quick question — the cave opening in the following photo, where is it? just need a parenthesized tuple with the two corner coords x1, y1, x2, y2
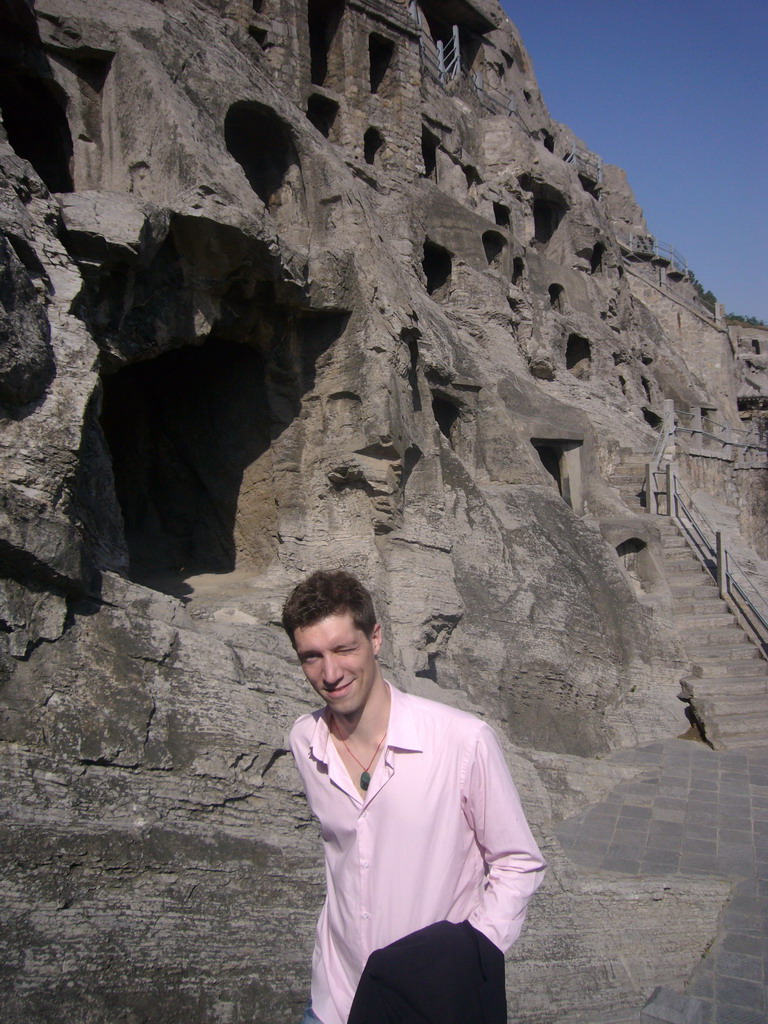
(531, 437, 583, 511)
(533, 196, 566, 244)
(422, 240, 452, 298)
(511, 257, 524, 285)
(421, 125, 438, 179)
(566, 334, 591, 377)
(482, 229, 506, 269)
(0, 72, 74, 192)
(590, 242, 605, 274)
(100, 338, 276, 582)
(548, 283, 564, 311)
(464, 165, 482, 191)
(363, 126, 383, 165)
(432, 395, 460, 447)
(493, 202, 510, 227)
(308, 0, 345, 88)
(225, 101, 300, 212)
(401, 328, 421, 412)
(643, 407, 662, 429)
(368, 33, 395, 94)
(306, 93, 338, 138)
(615, 537, 654, 595)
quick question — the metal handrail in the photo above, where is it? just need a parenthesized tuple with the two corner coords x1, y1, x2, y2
(615, 231, 688, 275)
(670, 475, 717, 564)
(564, 146, 603, 184)
(662, 404, 764, 453)
(668, 469, 768, 654)
(675, 426, 764, 452)
(649, 419, 674, 473)
(723, 550, 768, 644)
(472, 72, 517, 117)
(413, 10, 524, 124)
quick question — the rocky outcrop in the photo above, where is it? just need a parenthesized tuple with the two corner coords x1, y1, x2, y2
(0, 0, 758, 1020)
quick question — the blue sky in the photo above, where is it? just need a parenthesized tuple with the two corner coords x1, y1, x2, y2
(500, 0, 767, 321)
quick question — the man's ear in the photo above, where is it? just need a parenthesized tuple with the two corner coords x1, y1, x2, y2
(371, 622, 382, 655)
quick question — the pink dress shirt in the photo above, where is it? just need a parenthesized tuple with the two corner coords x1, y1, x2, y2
(289, 682, 546, 1024)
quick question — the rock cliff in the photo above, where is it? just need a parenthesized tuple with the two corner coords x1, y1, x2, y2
(0, 0, 760, 1020)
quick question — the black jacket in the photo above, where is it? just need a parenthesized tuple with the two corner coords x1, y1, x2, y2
(347, 920, 506, 1024)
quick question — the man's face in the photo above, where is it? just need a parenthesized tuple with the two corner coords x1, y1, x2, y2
(293, 612, 383, 719)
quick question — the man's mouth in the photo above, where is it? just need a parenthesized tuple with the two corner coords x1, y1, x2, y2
(324, 680, 353, 698)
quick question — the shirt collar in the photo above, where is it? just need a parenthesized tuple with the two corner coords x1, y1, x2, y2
(308, 680, 423, 766)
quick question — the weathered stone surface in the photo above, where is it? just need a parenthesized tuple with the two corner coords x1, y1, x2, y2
(0, 231, 55, 405)
(0, 0, 762, 1020)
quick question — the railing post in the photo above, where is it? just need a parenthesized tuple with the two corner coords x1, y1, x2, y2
(436, 39, 445, 81)
(452, 25, 461, 77)
(692, 406, 703, 452)
(724, 423, 733, 461)
(645, 463, 654, 514)
(716, 531, 727, 598)
(666, 462, 676, 518)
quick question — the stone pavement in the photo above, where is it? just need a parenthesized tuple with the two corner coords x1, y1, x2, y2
(554, 738, 768, 1024)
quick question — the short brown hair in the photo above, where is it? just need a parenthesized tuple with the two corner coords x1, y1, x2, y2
(281, 569, 377, 645)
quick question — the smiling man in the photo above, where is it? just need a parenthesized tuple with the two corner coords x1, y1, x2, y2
(283, 570, 546, 1024)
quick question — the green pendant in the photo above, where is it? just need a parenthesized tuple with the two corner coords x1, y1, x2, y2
(360, 771, 371, 791)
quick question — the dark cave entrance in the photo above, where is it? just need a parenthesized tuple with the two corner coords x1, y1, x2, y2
(308, 0, 345, 88)
(482, 229, 506, 269)
(566, 333, 591, 378)
(363, 126, 384, 165)
(0, 72, 74, 192)
(368, 33, 395, 94)
(432, 395, 461, 448)
(533, 197, 566, 245)
(422, 240, 452, 298)
(100, 338, 275, 581)
(225, 101, 300, 211)
(531, 438, 584, 511)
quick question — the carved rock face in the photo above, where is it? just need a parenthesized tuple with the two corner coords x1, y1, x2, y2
(0, 0, 751, 1020)
(0, 234, 54, 405)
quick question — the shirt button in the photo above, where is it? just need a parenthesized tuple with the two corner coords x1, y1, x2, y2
(361, 861, 369, 869)
(361, 811, 367, 819)
(362, 911, 370, 919)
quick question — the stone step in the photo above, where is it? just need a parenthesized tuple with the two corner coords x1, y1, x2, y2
(695, 693, 768, 717)
(664, 550, 705, 566)
(688, 652, 765, 676)
(671, 585, 729, 598)
(669, 581, 719, 597)
(688, 641, 762, 661)
(699, 708, 768, 744)
(685, 669, 768, 692)
(661, 534, 688, 547)
(674, 611, 737, 629)
(674, 600, 731, 617)
(683, 625, 750, 645)
(681, 676, 768, 699)
(669, 577, 712, 591)
(612, 473, 644, 485)
(685, 628, 755, 645)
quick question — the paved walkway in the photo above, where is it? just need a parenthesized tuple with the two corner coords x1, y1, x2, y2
(554, 738, 768, 1024)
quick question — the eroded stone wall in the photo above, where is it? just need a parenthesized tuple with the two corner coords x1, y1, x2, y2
(0, 0, 751, 1020)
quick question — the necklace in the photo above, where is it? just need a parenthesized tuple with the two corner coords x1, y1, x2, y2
(332, 722, 386, 791)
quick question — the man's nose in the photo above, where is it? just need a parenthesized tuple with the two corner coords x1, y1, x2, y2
(322, 654, 343, 685)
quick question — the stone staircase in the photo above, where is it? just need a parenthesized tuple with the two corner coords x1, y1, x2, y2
(610, 450, 652, 512)
(611, 450, 768, 750)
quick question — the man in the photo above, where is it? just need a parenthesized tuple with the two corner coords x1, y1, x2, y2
(283, 570, 546, 1024)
